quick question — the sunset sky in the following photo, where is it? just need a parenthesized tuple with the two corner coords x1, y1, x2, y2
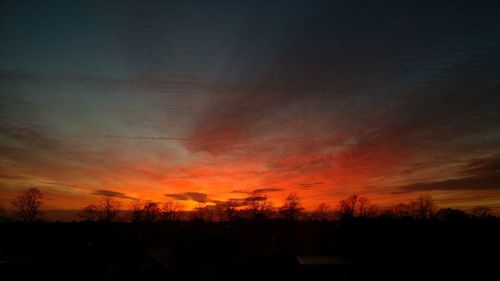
(1, 0, 500, 215)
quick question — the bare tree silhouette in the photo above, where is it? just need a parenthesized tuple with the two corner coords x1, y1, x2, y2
(11, 188, 43, 222)
(435, 207, 467, 221)
(192, 204, 214, 221)
(338, 195, 358, 219)
(390, 203, 413, 218)
(245, 190, 274, 219)
(0, 204, 7, 222)
(337, 195, 374, 219)
(410, 195, 436, 220)
(357, 196, 370, 217)
(79, 204, 100, 222)
(142, 201, 161, 222)
(312, 203, 331, 221)
(279, 193, 303, 221)
(357, 197, 379, 218)
(470, 206, 492, 219)
(161, 201, 183, 221)
(213, 203, 226, 221)
(339, 195, 357, 218)
(246, 190, 264, 217)
(129, 200, 144, 222)
(223, 199, 240, 221)
(98, 196, 121, 222)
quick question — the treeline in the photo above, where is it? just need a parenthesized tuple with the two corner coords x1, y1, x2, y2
(0, 188, 496, 223)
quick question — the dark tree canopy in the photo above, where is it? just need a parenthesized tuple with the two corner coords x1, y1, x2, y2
(11, 188, 43, 222)
(79, 204, 100, 222)
(245, 190, 273, 219)
(98, 196, 121, 222)
(279, 193, 303, 221)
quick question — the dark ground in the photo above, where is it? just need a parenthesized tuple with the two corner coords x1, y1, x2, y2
(1, 218, 499, 281)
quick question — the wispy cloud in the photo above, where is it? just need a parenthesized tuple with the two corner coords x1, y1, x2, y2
(94, 135, 188, 141)
(230, 188, 283, 194)
(93, 189, 136, 200)
(395, 154, 500, 194)
(298, 182, 323, 189)
(461, 154, 500, 175)
(165, 192, 208, 203)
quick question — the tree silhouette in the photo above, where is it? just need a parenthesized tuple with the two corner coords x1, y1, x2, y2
(222, 199, 240, 221)
(11, 188, 43, 222)
(279, 193, 303, 221)
(337, 195, 374, 219)
(338, 195, 358, 218)
(470, 206, 492, 219)
(161, 201, 183, 221)
(435, 208, 467, 221)
(390, 203, 413, 218)
(79, 204, 100, 222)
(312, 203, 331, 221)
(142, 201, 160, 222)
(0, 204, 7, 222)
(358, 197, 379, 218)
(129, 200, 144, 222)
(98, 196, 121, 222)
(357, 196, 370, 217)
(245, 190, 274, 219)
(213, 203, 225, 221)
(246, 190, 264, 217)
(410, 195, 436, 220)
(192, 204, 214, 221)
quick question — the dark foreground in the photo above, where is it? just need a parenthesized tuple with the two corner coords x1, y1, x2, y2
(1, 218, 499, 281)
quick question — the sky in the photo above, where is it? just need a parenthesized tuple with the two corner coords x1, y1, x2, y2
(1, 0, 500, 215)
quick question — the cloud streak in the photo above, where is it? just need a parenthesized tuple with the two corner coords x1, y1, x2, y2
(395, 154, 500, 194)
(395, 173, 500, 193)
(230, 188, 283, 194)
(165, 192, 208, 203)
(93, 189, 136, 200)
